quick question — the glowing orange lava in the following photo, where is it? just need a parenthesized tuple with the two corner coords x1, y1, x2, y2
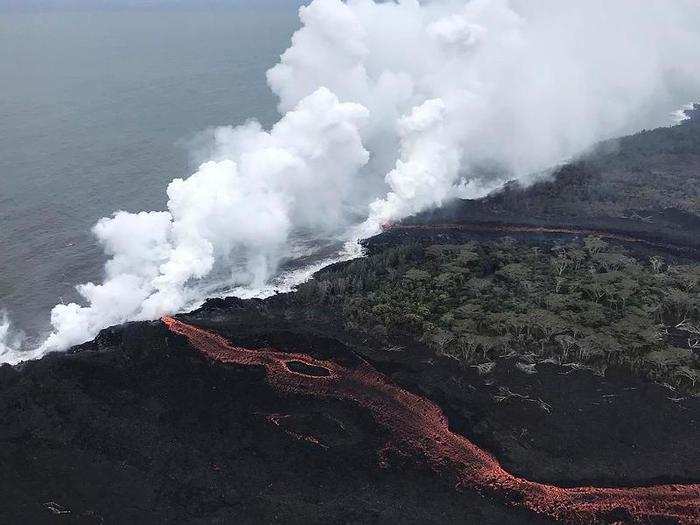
(163, 316, 700, 524)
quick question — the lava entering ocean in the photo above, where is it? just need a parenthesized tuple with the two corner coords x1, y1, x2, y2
(162, 316, 700, 524)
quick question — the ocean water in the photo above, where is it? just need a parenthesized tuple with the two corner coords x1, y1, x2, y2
(0, 8, 299, 346)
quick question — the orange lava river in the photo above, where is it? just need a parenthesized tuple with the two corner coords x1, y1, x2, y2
(163, 316, 700, 524)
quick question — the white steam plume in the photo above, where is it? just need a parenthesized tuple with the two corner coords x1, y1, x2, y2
(5, 0, 699, 363)
(40, 87, 369, 353)
(267, 0, 700, 234)
(671, 103, 696, 125)
(0, 310, 33, 366)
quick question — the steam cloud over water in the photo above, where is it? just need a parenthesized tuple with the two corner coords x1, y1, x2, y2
(2, 0, 699, 364)
(0, 311, 25, 363)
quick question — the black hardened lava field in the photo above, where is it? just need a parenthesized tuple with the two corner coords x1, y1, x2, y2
(1, 113, 699, 523)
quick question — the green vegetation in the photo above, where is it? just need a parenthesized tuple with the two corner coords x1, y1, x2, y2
(297, 237, 699, 392)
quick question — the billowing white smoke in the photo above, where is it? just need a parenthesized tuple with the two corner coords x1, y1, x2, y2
(39, 87, 369, 353)
(267, 0, 700, 234)
(5, 0, 700, 362)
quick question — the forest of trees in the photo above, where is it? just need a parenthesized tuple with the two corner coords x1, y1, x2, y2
(296, 237, 699, 392)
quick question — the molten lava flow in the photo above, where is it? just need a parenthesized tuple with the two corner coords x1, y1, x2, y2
(162, 316, 700, 524)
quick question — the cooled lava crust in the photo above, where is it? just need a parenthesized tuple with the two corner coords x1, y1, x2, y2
(163, 316, 700, 524)
(376, 223, 700, 259)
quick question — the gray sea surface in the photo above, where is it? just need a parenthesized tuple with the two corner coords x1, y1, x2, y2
(0, 8, 298, 344)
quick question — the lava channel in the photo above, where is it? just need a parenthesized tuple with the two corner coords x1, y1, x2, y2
(162, 316, 700, 524)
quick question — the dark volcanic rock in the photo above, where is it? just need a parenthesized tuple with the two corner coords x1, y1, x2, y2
(181, 298, 700, 487)
(0, 319, 547, 524)
(2, 295, 695, 523)
(2, 115, 699, 523)
(396, 113, 700, 254)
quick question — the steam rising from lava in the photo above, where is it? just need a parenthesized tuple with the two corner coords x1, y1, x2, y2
(4, 0, 699, 362)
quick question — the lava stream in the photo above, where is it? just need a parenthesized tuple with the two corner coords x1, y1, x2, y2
(162, 316, 700, 524)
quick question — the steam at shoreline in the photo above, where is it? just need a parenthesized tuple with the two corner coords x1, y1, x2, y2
(0, 310, 32, 366)
(2, 0, 699, 364)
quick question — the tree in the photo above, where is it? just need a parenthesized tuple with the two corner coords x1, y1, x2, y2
(676, 319, 700, 350)
(576, 333, 619, 362)
(328, 237, 699, 392)
(668, 265, 700, 292)
(403, 268, 431, 283)
(584, 236, 608, 255)
(649, 255, 664, 273)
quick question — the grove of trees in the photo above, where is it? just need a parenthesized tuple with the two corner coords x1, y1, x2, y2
(297, 237, 699, 392)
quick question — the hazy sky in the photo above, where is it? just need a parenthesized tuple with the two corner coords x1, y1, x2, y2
(0, 0, 308, 11)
